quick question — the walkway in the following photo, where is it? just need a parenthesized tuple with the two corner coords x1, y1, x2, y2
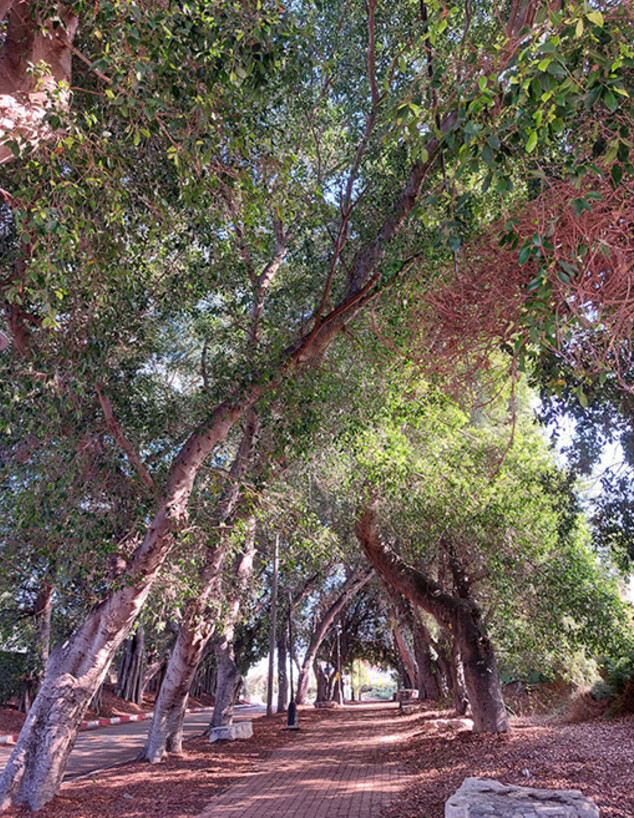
(199, 703, 409, 818)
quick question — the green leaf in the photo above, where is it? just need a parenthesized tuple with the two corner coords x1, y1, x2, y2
(586, 11, 604, 27)
(558, 260, 579, 278)
(518, 244, 532, 266)
(611, 164, 623, 186)
(572, 198, 592, 216)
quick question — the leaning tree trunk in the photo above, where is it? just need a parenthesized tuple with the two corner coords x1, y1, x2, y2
(0, 396, 245, 812)
(356, 504, 509, 733)
(295, 569, 373, 705)
(209, 538, 257, 729)
(143, 418, 258, 762)
(392, 627, 416, 690)
(141, 536, 229, 761)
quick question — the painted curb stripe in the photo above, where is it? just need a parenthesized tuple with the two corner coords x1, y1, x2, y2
(0, 706, 214, 745)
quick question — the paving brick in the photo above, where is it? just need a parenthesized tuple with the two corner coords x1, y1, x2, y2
(198, 703, 408, 818)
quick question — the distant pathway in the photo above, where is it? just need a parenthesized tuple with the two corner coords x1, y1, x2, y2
(199, 703, 409, 818)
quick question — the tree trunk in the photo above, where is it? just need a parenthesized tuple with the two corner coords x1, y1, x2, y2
(295, 568, 373, 705)
(89, 683, 103, 716)
(392, 622, 417, 691)
(33, 582, 53, 673)
(450, 638, 470, 716)
(412, 627, 440, 701)
(211, 636, 243, 728)
(141, 538, 227, 761)
(356, 504, 509, 733)
(115, 626, 145, 704)
(142, 416, 258, 762)
(276, 633, 288, 713)
(209, 538, 257, 729)
(313, 660, 328, 702)
(0, 0, 78, 163)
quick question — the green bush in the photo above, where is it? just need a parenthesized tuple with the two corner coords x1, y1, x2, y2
(0, 651, 28, 705)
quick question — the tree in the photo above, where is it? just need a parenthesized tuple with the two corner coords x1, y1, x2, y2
(2, 0, 632, 807)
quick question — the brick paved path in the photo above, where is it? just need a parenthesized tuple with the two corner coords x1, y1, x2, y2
(199, 703, 409, 818)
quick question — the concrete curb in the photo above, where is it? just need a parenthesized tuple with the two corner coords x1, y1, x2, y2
(0, 706, 213, 746)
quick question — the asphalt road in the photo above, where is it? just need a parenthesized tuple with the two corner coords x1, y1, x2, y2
(0, 704, 266, 780)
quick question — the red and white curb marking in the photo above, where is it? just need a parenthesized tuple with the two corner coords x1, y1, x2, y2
(0, 706, 213, 746)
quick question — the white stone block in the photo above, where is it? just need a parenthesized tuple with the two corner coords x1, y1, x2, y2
(445, 777, 599, 818)
(208, 721, 253, 743)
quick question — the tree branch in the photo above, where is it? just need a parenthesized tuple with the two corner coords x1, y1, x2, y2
(96, 384, 155, 493)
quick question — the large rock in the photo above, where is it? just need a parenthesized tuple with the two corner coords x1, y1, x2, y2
(445, 777, 599, 818)
(208, 721, 253, 743)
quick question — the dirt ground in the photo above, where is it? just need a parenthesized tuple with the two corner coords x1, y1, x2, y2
(2, 709, 327, 818)
(379, 708, 634, 818)
(2, 704, 633, 817)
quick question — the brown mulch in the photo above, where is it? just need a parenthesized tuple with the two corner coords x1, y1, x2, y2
(378, 708, 634, 818)
(0, 686, 215, 736)
(0, 708, 25, 736)
(4, 708, 328, 818)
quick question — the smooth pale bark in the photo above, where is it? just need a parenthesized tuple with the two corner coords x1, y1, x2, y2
(33, 582, 53, 670)
(313, 660, 329, 702)
(210, 534, 257, 728)
(18, 582, 54, 714)
(142, 417, 258, 763)
(295, 569, 373, 705)
(356, 505, 509, 733)
(141, 537, 228, 761)
(0, 396, 244, 811)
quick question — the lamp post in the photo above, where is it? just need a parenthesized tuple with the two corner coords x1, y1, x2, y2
(286, 588, 299, 728)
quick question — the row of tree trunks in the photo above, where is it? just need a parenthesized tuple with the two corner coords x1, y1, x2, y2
(114, 626, 145, 705)
(294, 569, 374, 705)
(387, 583, 443, 700)
(356, 504, 509, 733)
